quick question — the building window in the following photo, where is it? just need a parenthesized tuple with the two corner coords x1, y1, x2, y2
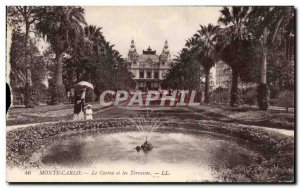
(133, 61, 137, 64)
(154, 72, 159, 79)
(140, 71, 144, 78)
(147, 71, 151, 78)
(162, 61, 165, 65)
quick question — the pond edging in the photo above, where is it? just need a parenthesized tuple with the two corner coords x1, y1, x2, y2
(6, 118, 294, 182)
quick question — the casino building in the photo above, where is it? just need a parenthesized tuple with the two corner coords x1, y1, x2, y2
(125, 40, 173, 90)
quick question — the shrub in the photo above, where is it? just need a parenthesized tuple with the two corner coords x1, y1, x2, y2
(276, 90, 294, 112)
(48, 85, 66, 105)
(212, 88, 230, 104)
(242, 88, 257, 107)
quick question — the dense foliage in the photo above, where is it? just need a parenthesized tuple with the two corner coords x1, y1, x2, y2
(164, 6, 294, 110)
(8, 30, 48, 107)
(7, 6, 134, 106)
(162, 48, 203, 90)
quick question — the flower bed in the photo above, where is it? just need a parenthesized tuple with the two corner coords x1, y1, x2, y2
(6, 118, 294, 182)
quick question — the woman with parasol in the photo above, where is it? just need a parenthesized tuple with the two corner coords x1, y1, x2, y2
(73, 81, 94, 121)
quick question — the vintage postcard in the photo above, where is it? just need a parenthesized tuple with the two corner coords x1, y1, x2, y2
(6, 6, 295, 183)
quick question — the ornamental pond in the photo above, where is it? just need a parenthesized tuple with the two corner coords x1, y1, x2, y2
(29, 127, 261, 181)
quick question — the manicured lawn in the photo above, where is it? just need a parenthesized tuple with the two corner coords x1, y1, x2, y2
(189, 104, 294, 130)
(6, 102, 104, 126)
(6, 103, 294, 131)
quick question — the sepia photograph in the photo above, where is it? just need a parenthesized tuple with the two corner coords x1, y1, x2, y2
(5, 5, 295, 183)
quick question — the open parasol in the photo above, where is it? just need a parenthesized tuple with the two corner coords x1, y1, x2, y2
(76, 81, 94, 90)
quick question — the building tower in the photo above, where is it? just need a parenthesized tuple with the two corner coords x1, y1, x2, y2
(128, 39, 138, 60)
(159, 40, 171, 63)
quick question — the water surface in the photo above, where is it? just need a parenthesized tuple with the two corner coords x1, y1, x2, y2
(32, 128, 260, 181)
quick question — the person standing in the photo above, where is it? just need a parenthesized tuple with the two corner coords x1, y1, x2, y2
(73, 88, 86, 121)
(84, 104, 93, 120)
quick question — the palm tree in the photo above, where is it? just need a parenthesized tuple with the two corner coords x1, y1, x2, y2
(193, 24, 220, 103)
(82, 25, 105, 82)
(217, 6, 253, 107)
(248, 7, 295, 110)
(84, 25, 105, 56)
(36, 6, 87, 104)
(84, 31, 132, 92)
(163, 48, 202, 90)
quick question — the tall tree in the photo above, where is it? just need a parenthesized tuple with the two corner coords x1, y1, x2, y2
(64, 25, 104, 85)
(217, 6, 254, 107)
(9, 30, 48, 106)
(7, 6, 39, 107)
(249, 7, 295, 110)
(35, 6, 87, 104)
(163, 48, 203, 90)
(193, 24, 220, 102)
(63, 24, 134, 100)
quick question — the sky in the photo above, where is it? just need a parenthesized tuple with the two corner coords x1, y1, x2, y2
(83, 6, 222, 59)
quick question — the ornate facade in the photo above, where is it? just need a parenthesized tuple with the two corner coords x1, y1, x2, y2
(125, 40, 173, 90)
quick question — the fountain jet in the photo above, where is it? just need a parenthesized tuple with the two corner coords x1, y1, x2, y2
(131, 111, 161, 152)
